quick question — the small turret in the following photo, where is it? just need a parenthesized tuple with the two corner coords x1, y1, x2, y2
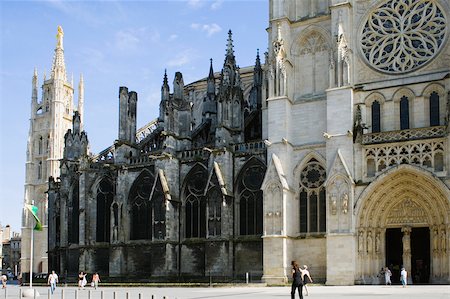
(207, 59, 216, 96)
(253, 49, 263, 87)
(161, 69, 170, 102)
(73, 111, 81, 134)
(173, 72, 184, 101)
(118, 86, 138, 144)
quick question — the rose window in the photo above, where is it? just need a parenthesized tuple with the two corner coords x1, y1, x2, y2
(300, 161, 326, 189)
(360, 0, 447, 74)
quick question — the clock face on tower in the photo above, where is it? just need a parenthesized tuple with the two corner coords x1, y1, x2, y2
(360, 0, 448, 74)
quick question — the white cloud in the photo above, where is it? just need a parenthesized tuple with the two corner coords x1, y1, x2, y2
(211, 0, 223, 10)
(190, 23, 222, 37)
(167, 49, 196, 67)
(168, 34, 178, 42)
(114, 27, 151, 51)
(187, 0, 204, 8)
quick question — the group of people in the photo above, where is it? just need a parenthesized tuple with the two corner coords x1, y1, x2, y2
(290, 261, 313, 299)
(45, 270, 101, 294)
(378, 266, 408, 287)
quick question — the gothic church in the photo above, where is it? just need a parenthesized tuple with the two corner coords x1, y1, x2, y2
(40, 0, 450, 284)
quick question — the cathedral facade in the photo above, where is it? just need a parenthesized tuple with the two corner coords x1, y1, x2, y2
(47, 0, 450, 285)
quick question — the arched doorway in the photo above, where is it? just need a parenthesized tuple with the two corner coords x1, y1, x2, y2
(355, 165, 450, 284)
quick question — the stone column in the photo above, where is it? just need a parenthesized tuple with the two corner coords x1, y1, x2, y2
(401, 226, 412, 284)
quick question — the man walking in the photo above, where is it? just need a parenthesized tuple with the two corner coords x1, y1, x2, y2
(48, 270, 59, 294)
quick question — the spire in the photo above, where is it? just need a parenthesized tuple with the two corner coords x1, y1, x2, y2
(32, 68, 38, 102)
(207, 59, 215, 95)
(51, 25, 67, 81)
(78, 74, 84, 131)
(224, 30, 236, 67)
(161, 69, 170, 101)
(253, 49, 263, 87)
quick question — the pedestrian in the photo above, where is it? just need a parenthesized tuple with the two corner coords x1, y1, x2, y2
(301, 265, 313, 296)
(91, 272, 100, 289)
(78, 271, 87, 289)
(400, 267, 407, 287)
(47, 270, 59, 294)
(1, 274, 7, 288)
(290, 261, 303, 299)
(384, 267, 392, 285)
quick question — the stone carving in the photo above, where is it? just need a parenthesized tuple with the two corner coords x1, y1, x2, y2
(367, 230, 373, 254)
(440, 227, 447, 253)
(360, 0, 447, 74)
(331, 195, 337, 215)
(375, 231, 380, 253)
(433, 226, 439, 253)
(341, 193, 348, 214)
(358, 229, 364, 253)
(402, 226, 411, 254)
(386, 199, 428, 225)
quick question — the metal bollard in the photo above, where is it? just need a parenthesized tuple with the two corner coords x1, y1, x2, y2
(101, 291, 104, 299)
(246, 272, 249, 284)
(34, 289, 37, 299)
(61, 288, 64, 299)
(88, 290, 91, 299)
(48, 289, 51, 299)
(126, 292, 129, 299)
(3, 287, 6, 299)
(75, 289, 78, 299)
(19, 288, 22, 298)
(113, 291, 116, 299)
(139, 294, 142, 299)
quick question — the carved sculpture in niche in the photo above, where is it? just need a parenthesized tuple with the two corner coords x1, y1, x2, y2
(331, 195, 337, 215)
(433, 226, 439, 253)
(402, 226, 411, 254)
(328, 49, 335, 88)
(273, 23, 287, 97)
(375, 231, 380, 253)
(367, 230, 373, 254)
(358, 229, 364, 253)
(341, 193, 348, 214)
(440, 226, 447, 253)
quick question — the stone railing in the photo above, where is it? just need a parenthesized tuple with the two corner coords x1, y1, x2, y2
(136, 119, 159, 143)
(180, 148, 210, 161)
(362, 126, 446, 145)
(233, 141, 266, 154)
(92, 145, 115, 163)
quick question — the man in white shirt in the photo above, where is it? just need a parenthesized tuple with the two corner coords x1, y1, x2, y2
(47, 270, 59, 294)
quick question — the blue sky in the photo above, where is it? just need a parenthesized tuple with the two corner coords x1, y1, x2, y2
(0, 0, 268, 234)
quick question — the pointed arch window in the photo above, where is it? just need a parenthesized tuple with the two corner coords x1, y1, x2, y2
(400, 96, 409, 130)
(237, 160, 266, 236)
(207, 186, 222, 237)
(430, 91, 440, 126)
(371, 100, 381, 133)
(151, 181, 166, 240)
(299, 158, 326, 233)
(184, 166, 207, 238)
(37, 161, 42, 180)
(68, 182, 79, 244)
(129, 170, 154, 240)
(96, 179, 114, 242)
(38, 136, 43, 155)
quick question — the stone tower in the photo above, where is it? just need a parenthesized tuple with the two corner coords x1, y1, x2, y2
(21, 26, 83, 274)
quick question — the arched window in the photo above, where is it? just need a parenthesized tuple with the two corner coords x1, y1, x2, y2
(37, 161, 42, 180)
(237, 160, 266, 236)
(400, 96, 409, 130)
(372, 100, 381, 133)
(38, 136, 43, 155)
(68, 182, 79, 244)
(429, 91, 440, 126)
(129, 170, 154, 240)
(207, 186, 222, 237)
(184, 166, 207, 238)
(96, 179, 114, 242)
(299, 158, 326, 233)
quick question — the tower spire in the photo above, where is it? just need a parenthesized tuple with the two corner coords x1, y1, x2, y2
(253, 49, 263, 87)
(161, 69, 170, 101)
(32, 68, 38, 102)
(51, 25, 67, 81)
(78, 74, 84, 130)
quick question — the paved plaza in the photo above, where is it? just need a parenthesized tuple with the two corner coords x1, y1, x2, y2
(1, 285, 449, 299)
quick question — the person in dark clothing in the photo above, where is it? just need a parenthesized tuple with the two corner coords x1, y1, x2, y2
(291, 260, 303, 299)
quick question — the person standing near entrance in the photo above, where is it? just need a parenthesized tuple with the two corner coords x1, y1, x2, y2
(47, 270, 59, 294)
(400, 267, 407, 287)
(91, 272, 100, 289)
(1, 274, 7, 288)
(384, 267, 392, 285)
(290, 261, 304, 299)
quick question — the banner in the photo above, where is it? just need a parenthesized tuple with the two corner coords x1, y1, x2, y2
(25, 204, 42, 231)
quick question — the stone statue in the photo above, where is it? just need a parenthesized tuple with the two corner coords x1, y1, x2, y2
(441, 229, 447, 253)
(358, 230, 364, 253)
(402, 228, 411, 254)
(342, 193, 349, 214)
(367, 231, 373, 254)
(331, 195, 337, 215)
(56, 25, 64, 49)
(375, 232, 380, 253)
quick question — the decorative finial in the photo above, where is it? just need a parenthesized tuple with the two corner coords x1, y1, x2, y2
(56, 25, 64, 49)
(226, 29, 234, 56)
(33, 67, 38, 78)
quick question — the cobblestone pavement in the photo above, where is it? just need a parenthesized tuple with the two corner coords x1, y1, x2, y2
(1, 285, 449, 299)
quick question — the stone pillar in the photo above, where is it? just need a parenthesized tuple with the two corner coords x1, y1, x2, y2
(401, 226, 412, 284)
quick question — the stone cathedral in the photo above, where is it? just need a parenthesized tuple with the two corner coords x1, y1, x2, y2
(46, 0, 449, 285)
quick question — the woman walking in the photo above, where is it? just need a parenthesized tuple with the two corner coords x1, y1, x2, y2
(301, 265, 313, 296)
(291, 261, 304, 299)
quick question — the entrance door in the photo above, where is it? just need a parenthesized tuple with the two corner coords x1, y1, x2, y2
(385, 228, 402, 283)
(411, 227, 430, 284)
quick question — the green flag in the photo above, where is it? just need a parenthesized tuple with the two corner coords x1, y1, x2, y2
(25, 204, 43, 231)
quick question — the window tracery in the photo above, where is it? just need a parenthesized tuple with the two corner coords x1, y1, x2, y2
(360, 0, 447, 74)
(184, 166, 207, 238)
(129, 170, 154, 240)
(96, 179, 113, 242)
(299, 158, 326, 233)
